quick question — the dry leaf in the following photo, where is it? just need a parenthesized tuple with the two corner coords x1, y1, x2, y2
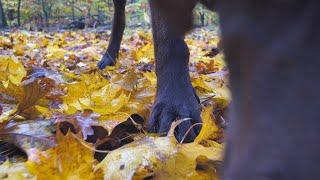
(96, 135, 222, 180)
(25, 132, 103, 180)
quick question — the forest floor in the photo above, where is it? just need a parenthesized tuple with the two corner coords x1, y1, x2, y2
(0, 28, 229, 179)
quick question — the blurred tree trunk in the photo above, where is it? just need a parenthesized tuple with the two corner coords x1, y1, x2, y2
(199, 6, 205, 26)
(17, 0, 21, 26)
(71, 0, 75, 21)
(41, 0, 49, 27)
(0, 0, 7, 28)
(84, 2, 93, 28)
(200, 12, 205, 26)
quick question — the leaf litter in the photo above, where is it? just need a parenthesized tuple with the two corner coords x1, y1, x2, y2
(0, 29, 229, 179)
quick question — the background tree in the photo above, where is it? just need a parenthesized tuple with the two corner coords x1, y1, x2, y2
(70, 0, 76, 21)
(0, 0, 217, 30)
(199, 6, 205, 26)
(17, 0, 21, 26)
(0, 0, 7, 28)
(40, 0, 49, 27)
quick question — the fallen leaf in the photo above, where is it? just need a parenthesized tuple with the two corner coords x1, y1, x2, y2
(195, 106, 221, 142)
(25, 132, 103, 180)
(96, 135, 222, 179)
(0, 161, 32, 179)
(0, 120, 56, 154)
(0, 56, 26, 87)
(13, 45, 25, 56)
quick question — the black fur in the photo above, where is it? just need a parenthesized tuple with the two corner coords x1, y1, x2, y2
(99, 1, 320, 178)
(218, 1, 320, 179)
(98, 0, 202, 142)
(98, 0, 126, 69)
(146, 0, 201, 142)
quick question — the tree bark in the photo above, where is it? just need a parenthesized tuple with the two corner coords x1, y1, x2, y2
(17, 0, 21, 26)
(71, 0, 75, 21)
(200, 12, 205, 26)
(41, 0, 49, 27)
(0, 0, 7, 28)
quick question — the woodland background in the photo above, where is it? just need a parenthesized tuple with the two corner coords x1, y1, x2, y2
(0, 0, 218, 30)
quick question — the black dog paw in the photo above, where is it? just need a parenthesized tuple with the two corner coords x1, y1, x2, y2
(97, 55, 116, 69)
(147, 96, 202, 143)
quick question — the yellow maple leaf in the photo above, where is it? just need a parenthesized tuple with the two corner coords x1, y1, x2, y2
(0, 104, 17, 123)
(25, 132, 103, 180)
(89, 91, 130, 115)
(143, 72, 157, 85)
(174, 141, 223, 180)
(112, 69, 138, 91)
(0, 161, 32, 180)
(131, 42, 154, 62)
(80, 47, 102, 61)
(37, 36, 49, 48)
(0, 56, 26, 87)
(0, 36, 12, 48)
(13, 44, 25, 56)
(63, 73, 130, 117)
(98, 118, 223, 179)
(46, 47, 69, 60)
(213, 87, 231, 108)
(192, 75, 215, 93)
(96, 135, 223, 180)
(195, 106, 220, 142)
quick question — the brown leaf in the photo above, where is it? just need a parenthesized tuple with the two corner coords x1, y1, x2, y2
(55, 111, 101, 141)
(17, 68, 59, 118)
(94, 114, 145, 161)
(0, 120, 56, 154)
